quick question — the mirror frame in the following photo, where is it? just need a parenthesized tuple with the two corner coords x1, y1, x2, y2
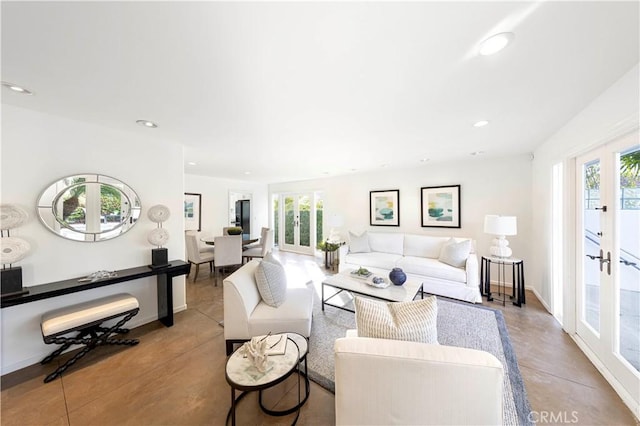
(37, 174, 142, 242)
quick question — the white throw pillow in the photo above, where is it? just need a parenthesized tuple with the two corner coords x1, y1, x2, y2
(254, 254, 287, 307)
(349, 231, 371, 253)
(354, 296, 438, 344)
(438, 238, 471, 268)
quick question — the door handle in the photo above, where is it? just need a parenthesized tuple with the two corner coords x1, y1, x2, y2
(586, 250, 611, 275)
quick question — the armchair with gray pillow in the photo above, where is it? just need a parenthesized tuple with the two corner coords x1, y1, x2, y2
(223, 254, 313, 355)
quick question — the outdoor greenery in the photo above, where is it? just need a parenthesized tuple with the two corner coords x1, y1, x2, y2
(272, 196, 324, 247)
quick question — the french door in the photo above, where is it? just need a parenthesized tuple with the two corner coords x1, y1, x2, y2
(576, 131, 639, 409)
(279, 193, 314, 255)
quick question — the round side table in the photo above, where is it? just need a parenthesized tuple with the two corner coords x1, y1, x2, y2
(225, 333, 309, 425)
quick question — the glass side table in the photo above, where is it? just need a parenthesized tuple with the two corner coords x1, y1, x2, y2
(225, 333, 309, 425)
(480, 256, 526, 307)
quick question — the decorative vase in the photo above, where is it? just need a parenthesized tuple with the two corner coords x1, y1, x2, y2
(389, 267, 406, 285)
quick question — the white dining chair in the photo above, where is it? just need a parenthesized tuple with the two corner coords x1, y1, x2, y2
(185, 231, 215, 281)
(213, 235, 243, 278)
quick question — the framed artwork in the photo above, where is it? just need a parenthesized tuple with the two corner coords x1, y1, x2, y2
(421, 185, 461, 228)
(370, 190, 400, 226)
(184, 193, 202, 231)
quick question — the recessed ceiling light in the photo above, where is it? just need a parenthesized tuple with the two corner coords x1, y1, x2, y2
(187, 162, 196, 166)
(136, 119, 158, 128)
(420, 158, 430, 163)
(244, 171, 251, 175)
(479, 32, 514, 56)
(473, 120, 489, 127)
(1, 81, 33, 95)
(471, 151, 485, 156)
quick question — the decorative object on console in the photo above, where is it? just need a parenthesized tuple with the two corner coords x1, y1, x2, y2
(389, 267, 407, 285)
(1, 204, 31, 297)
(370, 190, 400, 226)
(421, 185, 461, 228)
(484, 215, 517, 258)
(77, 270, 118, 283)
(147, 204, 171, 268)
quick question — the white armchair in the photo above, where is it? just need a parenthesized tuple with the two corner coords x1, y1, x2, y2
(223, 260, 313, 355)
(334, 336, 504, 425)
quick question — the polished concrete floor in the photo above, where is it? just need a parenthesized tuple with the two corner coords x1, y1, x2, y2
(1, 251, 637, 425)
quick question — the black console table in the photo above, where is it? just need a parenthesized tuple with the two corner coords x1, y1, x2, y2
(1, 260, 191, 327)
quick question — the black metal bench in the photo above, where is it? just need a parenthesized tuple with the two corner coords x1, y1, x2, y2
(40, 293, 140, 383)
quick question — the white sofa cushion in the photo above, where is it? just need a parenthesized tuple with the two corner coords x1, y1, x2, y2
(403, 234, 448, 258)
(344, 252, 402, 271)
(249, 288, 314, 337)
(439, 237, 472, 268)
(367, 232, 404, 255)
(354, 296, 438, 344)
(254, 253, 287, 307)
(397, 256, 467, 283)
(348, 231, 371, 253)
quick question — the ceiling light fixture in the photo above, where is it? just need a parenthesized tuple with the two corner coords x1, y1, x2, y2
(1, 81, 33, 95)
(471, 151, 485, 156)
(244, 171, 251, 175)
(479, 32, 514, 56)
(136, 120, 158, 128)
(420, 158, 430, 163)
(473, 120, 489, 127)
(187, 162, 196, 166)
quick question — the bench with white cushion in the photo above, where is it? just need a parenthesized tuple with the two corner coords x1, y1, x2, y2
(40, 293, 140, 383)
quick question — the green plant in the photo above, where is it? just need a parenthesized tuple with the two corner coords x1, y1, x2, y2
(317, 240, 341, 252)
(227, 226, 243, 235)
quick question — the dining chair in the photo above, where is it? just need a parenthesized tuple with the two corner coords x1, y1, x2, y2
(242, 228, 274, 263)
(213, 235, 243, 278)
(185, 231, 214, 281)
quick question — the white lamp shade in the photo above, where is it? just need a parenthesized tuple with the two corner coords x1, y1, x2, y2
(484, 215, 517, 236)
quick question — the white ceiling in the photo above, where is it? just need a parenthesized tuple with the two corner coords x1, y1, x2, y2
(2, 1, 638, 184)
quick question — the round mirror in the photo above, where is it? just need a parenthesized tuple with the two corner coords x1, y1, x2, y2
(37, 174, 142, 242)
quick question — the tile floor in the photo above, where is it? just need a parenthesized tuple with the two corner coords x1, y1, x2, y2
(1, 250, 637, 425)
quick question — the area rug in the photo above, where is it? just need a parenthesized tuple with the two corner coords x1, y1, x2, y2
(306, 290, 533, 426)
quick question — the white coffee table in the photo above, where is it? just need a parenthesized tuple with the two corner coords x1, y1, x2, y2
(322, 268, 424, 313)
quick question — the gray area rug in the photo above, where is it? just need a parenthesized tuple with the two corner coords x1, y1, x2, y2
(307, 290, 533, 426)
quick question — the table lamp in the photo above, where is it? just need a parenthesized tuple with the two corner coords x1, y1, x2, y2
(484, 215, 517, 258)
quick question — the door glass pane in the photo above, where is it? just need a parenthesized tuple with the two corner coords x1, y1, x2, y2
(583, 159, 601, 332)
(298, 195, 311, 248)
(618, 146, 640, 372)
(284, 196, 294, 245)
(273, 195, 279, 246)
(316, 197, 324, 245)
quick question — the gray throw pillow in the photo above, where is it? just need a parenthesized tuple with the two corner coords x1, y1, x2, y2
(254, 255, 287, 307)
(354, 296, 438, 344)
(438, 238, 471, 268)
(349, 231, 371, 253)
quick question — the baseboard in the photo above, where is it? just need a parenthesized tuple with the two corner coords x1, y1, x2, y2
(570, 334, 640, 421)
(529, 286, 552, 313)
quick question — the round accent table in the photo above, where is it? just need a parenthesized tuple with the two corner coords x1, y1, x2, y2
(225, 333, 310, 425)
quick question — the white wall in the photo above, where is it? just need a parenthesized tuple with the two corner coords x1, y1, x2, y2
(270, 154, 533, 265)
(184, 174, 269, 240)
(531, 63, 639, 312)
(0, 105, 187, 374)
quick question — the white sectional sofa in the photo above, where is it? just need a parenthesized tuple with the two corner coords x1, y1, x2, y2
(339, 231, 482, 303)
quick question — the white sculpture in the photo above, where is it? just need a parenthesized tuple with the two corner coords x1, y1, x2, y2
(241, 336, 269, 372)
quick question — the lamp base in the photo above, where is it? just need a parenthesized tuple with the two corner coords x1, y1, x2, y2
(150, 248, 170, 269)
(490, 236, 512, 258)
